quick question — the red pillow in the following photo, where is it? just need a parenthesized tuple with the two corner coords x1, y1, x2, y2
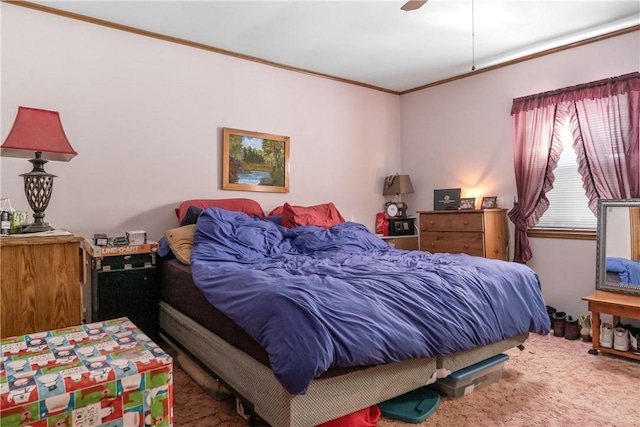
(268, 205, 284, 216)
(176, 198, 265, 224)
(281, 202, 345, 228)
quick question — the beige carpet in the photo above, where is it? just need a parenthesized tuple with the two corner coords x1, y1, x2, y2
(172, 333, 640, 426)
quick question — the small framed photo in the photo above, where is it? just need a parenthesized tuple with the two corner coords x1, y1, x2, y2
(459, 197, 476, 210)
(481, 196, 498, 209)
(434, 188, 461, 210)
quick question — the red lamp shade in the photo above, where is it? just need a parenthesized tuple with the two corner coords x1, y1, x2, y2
(1, 107, 77, 161)
(1, 106, 77, 233)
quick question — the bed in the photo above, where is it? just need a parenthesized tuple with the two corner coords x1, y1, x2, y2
(605, 257, 640, 286)
(158, 199, 550, 426)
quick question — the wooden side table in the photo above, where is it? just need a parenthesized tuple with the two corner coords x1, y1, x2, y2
(0, 234, 84, 338)
(582, 291, 640, 361)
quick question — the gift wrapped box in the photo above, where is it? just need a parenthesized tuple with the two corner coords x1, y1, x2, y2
(0, 317, 173, 426)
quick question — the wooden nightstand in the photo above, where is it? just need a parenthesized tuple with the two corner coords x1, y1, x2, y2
(0, 233, 84, 338)
(417, 209, 509, 260)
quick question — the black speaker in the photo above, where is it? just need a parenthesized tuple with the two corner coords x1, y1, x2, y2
(91, 253, 159, 340)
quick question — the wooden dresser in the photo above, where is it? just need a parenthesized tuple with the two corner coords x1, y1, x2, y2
(0, 234, 84, 338)
(417, 209, 509, 260)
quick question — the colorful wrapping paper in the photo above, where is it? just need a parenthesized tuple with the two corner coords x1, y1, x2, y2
(0, 318, 173, 426)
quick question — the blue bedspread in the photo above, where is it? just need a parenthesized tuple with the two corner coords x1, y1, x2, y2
(606, 257, 640, 286)
(191, 208, 550, 395)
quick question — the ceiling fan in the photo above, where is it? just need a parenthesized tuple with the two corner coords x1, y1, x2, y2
(401, 0, 428, 11)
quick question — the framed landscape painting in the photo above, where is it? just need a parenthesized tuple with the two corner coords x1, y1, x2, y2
(222, 128, 290, 193)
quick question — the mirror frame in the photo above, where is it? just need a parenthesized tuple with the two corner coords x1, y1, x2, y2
(596, 198, 640, 295)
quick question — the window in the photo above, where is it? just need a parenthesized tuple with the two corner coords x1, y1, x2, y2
(510, 73, 639, 262)
(535, 118, 597, 230)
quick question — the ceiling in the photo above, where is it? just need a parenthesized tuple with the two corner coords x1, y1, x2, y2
(24, 0, 640, 93)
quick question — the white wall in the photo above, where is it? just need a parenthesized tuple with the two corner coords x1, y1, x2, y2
(400, 31, 640, 317)
(0, 4, 401, 240)
(605, 207, 631, 258)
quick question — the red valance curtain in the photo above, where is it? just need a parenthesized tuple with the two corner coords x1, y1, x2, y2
(511, 72, 640, 114)
(509, 72, 640, 264)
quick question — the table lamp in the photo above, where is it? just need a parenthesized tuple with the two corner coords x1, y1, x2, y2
(1, 107, 77, 233)
(383, 174, 414, 217)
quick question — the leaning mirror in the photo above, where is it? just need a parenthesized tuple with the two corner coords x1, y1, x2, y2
(596, 199, 640, 295)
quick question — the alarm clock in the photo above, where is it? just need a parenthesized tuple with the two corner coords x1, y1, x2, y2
(385, 201, 409, 218)
(385, 202, 399, 217)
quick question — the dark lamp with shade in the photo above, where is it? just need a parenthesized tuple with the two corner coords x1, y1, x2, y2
(383, 174, 414, 217)
(1, 107, 77, 233)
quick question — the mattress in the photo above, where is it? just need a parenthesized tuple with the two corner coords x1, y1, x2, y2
(159, 257, 269, 365)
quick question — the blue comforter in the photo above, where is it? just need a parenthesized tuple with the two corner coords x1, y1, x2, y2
(606, 257, 640, 286)
(191, 208, 550, 395)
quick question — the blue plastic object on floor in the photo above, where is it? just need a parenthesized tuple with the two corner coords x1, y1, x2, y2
(445, 353, 509, 382)
(378, 386, 440, 423)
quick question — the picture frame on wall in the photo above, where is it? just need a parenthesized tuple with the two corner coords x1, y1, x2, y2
(459, 197, 476, 210)
(222, 128, 290, 193)
(481, 196, 498, 209)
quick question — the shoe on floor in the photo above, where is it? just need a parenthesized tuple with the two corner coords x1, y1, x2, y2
(630, 328, 639, 352)
(578, 315, 591, 342)
(623, 325, 639, 352)
(546, 306, 557, 329)
(564, 316, 581, 340)
(614, 327, 630, 351)
(600, 323, 614, 348)
(552, 311, 567, 337)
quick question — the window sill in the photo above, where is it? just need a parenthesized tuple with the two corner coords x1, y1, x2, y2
(527, 228, 596, 241)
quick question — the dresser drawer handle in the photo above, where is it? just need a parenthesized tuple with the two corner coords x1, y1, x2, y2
(464, 245, 469, 249)
(463, 221, 468, 225)
(429, 221, 434, 225)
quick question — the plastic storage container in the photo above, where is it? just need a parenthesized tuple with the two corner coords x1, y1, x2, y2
(433, 353, 509, 398)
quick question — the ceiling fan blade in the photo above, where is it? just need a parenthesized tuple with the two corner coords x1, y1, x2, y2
(401, 0, 428, 11)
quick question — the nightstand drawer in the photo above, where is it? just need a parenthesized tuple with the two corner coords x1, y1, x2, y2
(420, 231, 485, 256)
(420, 212, 483, 232)
(380, 235, 419, 250)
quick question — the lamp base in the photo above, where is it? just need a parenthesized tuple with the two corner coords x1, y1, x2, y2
(22, 222, 54, 233)
(19, 152, 56, 234)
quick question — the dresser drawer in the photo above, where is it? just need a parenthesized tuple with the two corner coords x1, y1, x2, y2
(420, 231, 485, 256)
(420, 212, 484, 232)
